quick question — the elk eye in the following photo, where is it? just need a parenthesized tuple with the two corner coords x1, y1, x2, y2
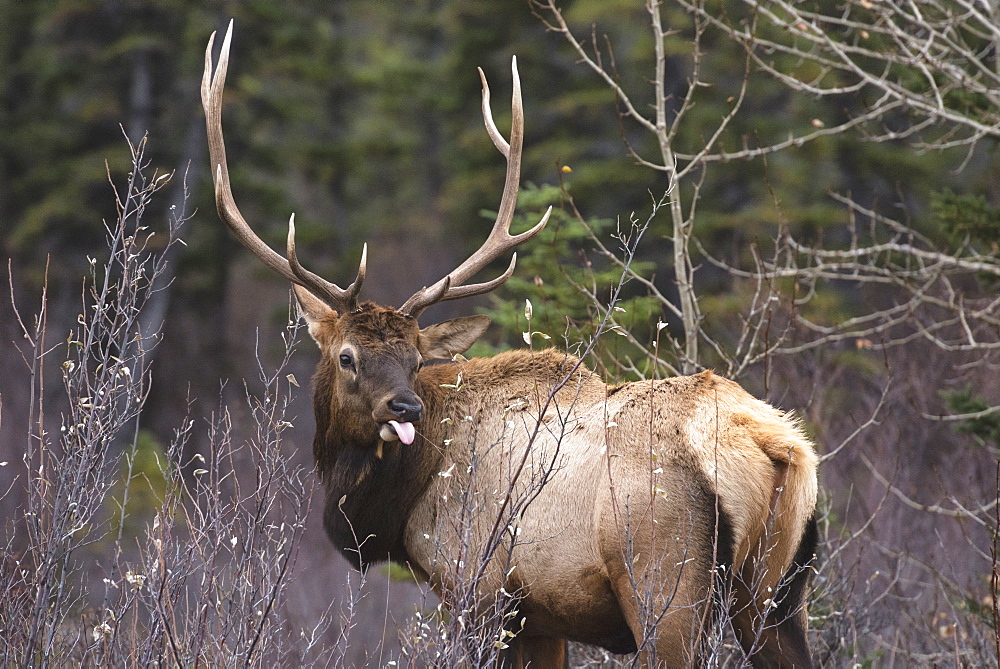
(339, 353, 354, 369)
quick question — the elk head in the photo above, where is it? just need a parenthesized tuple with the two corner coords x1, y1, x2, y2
(201, 21, 550, 453)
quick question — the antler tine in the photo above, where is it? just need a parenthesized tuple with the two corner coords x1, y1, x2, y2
(479, 65, 509, 158)
(399, 57, 551, 318)
(203, 21, 364, 313)
(287, 215, 366, 311)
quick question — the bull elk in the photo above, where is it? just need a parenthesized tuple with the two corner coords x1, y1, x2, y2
(202, 22, 819, 668)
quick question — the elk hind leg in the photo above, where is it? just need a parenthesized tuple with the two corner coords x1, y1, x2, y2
(609, 566, 713, 668)
(607, 482, 733, 665)
(731, 517, 817, 669)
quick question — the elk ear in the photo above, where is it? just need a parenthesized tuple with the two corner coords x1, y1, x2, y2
(293, 284, 336, 343)
(418, 314, 490, 360)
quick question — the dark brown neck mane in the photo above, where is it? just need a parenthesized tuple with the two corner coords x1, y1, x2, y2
(312, 350, 585, 568)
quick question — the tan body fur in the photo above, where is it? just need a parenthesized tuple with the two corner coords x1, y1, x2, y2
(315, 334, 818, 667)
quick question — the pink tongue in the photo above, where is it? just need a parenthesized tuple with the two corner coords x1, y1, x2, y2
(388, 420, 415, 445)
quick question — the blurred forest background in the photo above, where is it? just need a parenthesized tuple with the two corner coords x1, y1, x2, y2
(2, 0, 1000, 666)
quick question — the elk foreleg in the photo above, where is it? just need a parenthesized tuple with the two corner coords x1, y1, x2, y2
(504, 635, 567, 668)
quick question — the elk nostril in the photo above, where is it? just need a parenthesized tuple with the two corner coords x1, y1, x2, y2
(388, 398, 423, 423)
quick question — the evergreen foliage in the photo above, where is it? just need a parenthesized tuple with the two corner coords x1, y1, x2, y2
(484, 182, 660, 379)
(934, 189, 1000, 247)
(942, 386, 1000, 448)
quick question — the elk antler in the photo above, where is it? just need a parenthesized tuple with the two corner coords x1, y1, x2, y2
(202, 21, 365, 314)
(398, 58, 551, 318)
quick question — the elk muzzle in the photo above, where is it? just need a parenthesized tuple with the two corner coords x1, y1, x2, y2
(388, 398, 423, 423)
(376, 393, 423, 445)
